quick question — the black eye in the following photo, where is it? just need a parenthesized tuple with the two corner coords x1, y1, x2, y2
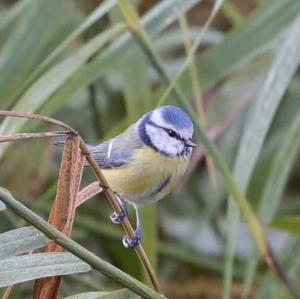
(167, 129, 177, 138)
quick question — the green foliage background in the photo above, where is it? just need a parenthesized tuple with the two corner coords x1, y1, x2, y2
(0, 0, 300, 298)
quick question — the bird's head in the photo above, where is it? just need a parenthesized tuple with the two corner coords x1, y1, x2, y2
(139, 105, 195, 158)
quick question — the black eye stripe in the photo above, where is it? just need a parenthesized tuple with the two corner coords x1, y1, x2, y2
(147, 120, 184, 142)
(166, 128, 181, 140)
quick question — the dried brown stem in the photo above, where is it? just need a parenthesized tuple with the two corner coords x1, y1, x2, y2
(33, 136, 85, 299)
(76, 181, 103, 208)
(80, 140, 162, 292)
(0, 131, 72, 143)
(0, 111, 76, 133)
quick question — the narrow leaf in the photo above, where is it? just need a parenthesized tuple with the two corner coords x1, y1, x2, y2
(242, 107, 300, 298)
(258, 110, 300, 222)
(38, 0, 200, 115)
(64, 289, 138, 299)
(0, 24, 124, 158)
(158, 0, 223, 105)
(196, 0, 300, 88)
(0, 189, 165, 299)
(0, 226, 47, 260)
(0, 200, 6, 211)
(0, 0, 81, 106)
(0, 0, 34, 31)
(27, 0, 117, 83)
(33, 136, 85, 299)
(225, 8, 300, 299)
(0, 188, 13, 211)
(272, 217, 300, 235)
(76, 181, 103, 208)
(0, 252, 91, 287)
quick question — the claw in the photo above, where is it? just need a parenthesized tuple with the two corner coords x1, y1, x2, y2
(110, 209, 127, 223)
(110, 194, 128, 224)
(122, 225, 142, 248)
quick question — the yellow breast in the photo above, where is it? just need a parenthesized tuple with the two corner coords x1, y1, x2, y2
(101, 146, 189, 204)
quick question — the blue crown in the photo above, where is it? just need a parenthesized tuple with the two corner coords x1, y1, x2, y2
(161, 105, 193, 129)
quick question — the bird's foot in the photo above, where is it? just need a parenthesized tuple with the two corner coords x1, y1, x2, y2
(122, 225, 142, 248)
(110, 194, 128, 224)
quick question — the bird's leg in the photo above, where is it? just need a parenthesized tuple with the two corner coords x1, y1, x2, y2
(122, 203, 142, 248)
(110, 194, 128, 224)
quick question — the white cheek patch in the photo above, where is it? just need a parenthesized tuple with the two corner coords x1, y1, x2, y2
(145, 124, 184, 157)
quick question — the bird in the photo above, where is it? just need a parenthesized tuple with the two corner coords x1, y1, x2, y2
(62, 105, 195, 248)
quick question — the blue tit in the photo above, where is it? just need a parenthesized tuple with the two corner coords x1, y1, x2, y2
(86, 105, 195, 248)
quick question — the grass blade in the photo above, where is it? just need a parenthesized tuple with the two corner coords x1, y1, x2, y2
(0, 200, 6, 211)
(0, 252, 91, 287)
(26, 0, 118, 86)
(0, 189, 165, 299)
(224, 9, 300, 299)
(242, 107, 300, 298)
(195, 0, 300, 88)
(0, 24, 124, 159)
(0, 0, 34, 31)
(38, 0, 200, 117)
(63, 289, 138, 299)
(0, 227, 47, 260)
(0, 0, 81, 107)
(157, 0, 223, 106)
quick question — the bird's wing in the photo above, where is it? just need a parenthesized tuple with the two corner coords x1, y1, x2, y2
(87, 124, 143, 168)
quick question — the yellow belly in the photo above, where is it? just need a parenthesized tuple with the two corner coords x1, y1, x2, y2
(101, 146, 189, 204)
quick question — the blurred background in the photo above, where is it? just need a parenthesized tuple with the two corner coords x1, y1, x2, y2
(0, 0, 300, 298)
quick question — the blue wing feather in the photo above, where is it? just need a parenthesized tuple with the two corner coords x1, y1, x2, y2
(87, 124, 143, 168)
(55, 123, 143, 168)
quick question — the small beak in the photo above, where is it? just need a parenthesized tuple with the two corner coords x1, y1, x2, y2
(185, 139, 197, 148)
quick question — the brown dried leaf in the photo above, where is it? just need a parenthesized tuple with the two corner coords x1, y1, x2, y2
(76, 181, 103, 208)
(33, 136, 84, 299)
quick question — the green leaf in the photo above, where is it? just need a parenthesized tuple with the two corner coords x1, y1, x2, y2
(224, 8, 300, 299)
(0, 226, 47, 260)
(0, 24, 124, 158)
(26, 0, 118, 87)
(242, 105, 300, 298)
(157, 0, 223, 105)
(64, 292, 109, 299)
(0, 188, 13, 212)
(119, 47, 153, 121)
(0, 200, 6, 211)
(0, 0, 81, 107)
(258, 112, 300, 223)
(272, 217, 300, 235)
(254, 237, 300, 299)
(38, 0, 200, 115)
(196, 0, 300, 89)
(64, 289, 138, 299)
(89, 0, 200, 76)
(0, 0, 34, 31)
(0, 252, 91, 287)
(111, 5, 153, 121)
(0, 188, 165, 299)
